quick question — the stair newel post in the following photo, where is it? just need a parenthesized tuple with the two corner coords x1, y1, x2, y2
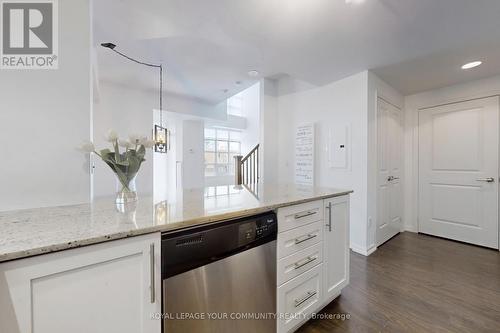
(234, 155, 243, 185)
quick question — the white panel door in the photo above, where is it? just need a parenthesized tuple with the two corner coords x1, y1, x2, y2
(0, 233, 161, 333)
(418, 97, 499, 249)
(377, 98, 403, 246)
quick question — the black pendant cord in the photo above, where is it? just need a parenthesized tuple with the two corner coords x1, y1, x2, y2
(110, 48, 161, 69)
(160, 65, 163, 126)
(109, 48, 164, 126)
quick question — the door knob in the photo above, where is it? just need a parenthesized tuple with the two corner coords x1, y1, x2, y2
(476, 177, 495, 183)
(387, 176, 394, 181)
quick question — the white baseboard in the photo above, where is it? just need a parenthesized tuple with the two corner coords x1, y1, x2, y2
(350, 244, 377, 256)
(404, 226, 418, 233)
(366, 245, 377, 255)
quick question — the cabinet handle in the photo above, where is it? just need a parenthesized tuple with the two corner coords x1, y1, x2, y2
(326, 202, 332, 232)
(294, 256, 317, 270)
(294, 290, 317, 308)
(150, 243, 155, 304)
(476, 177, 495, 183)
(294, 211, 317, 219)
(294, 233, 317, 245)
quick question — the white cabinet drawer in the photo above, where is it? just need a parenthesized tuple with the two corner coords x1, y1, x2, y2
(277, 243, 323, 286)
(277, 221, 323, 259)
(277, 264, 323, 333)
(277, 200, 323, 232)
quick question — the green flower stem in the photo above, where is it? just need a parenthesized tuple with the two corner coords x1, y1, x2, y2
(117, 178, 131, 192)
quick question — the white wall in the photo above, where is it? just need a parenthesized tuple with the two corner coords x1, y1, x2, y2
(276, 74, 317, 96)
(366, 71, 404, 251)
(403, 75, 500, 232)
(182, 120, 205, 188)
(93, 81, 227, 197)
(240, 83, 261, 154)
(93, 82, 155, 197)
(167, 115, 184, 194)
(163, 93, 227, 120)
(276, 72, 370, 252)
(260, 78, 280, 183)
(206, 115, 246, 130)
(0, 0, 91, 211)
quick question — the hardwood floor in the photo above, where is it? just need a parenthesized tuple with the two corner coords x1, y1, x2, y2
(298, 232, 500, 333)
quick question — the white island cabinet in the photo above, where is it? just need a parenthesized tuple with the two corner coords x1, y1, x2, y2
(323, 195, 350, 301)
(0, 233, 161, 333)
(276, 195, 350, 333)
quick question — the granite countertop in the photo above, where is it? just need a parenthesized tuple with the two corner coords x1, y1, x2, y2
(0, 183, 352, 263)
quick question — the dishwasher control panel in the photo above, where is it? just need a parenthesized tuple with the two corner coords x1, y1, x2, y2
(238, 214, 277, 246)
(162, 212, 277, 278)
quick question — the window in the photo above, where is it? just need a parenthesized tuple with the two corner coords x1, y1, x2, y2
(204, 128, 241, 177)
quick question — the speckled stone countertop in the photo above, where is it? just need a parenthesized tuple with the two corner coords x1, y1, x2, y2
(0, 183, 352, 263)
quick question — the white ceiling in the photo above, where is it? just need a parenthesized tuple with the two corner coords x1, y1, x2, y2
(93, 0, 500, 102)
(372, 42, 500, 95)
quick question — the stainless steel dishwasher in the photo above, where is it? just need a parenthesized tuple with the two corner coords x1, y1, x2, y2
(161, 212, 277, 333)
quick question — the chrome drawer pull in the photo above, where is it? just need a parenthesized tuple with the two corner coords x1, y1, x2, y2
(294, 211, 317, 219)
(325, 202, 332, 232)
(294, 290, 317, 308)
(150, 243, 155, 303)
(294, 256, 317, 270)
(294, 233, 317, 245)
(476, 177, 495, 183)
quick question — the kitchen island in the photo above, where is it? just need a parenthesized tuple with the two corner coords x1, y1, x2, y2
(0, 183, 352, 333)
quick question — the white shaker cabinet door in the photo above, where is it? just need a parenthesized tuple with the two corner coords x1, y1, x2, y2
(0, 233, 161, 333)
(323, 195, 350, 302)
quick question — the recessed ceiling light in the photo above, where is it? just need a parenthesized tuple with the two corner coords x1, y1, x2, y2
(247, 70, 259, 77)
(461, 61, 482, 70)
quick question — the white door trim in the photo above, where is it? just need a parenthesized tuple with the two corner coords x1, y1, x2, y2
(412, 94, 500, 250)
(376, 97, 403, 246)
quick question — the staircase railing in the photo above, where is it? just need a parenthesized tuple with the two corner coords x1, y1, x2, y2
(234, 144, 259, 185)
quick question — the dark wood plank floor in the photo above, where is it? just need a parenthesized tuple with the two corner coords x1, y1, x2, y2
(298, 232, 500, 333)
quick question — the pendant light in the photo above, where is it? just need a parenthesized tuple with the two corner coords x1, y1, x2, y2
(101, 42, 168, 153)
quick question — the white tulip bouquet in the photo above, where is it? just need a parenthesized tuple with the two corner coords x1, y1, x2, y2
(79, 130, 155, 203)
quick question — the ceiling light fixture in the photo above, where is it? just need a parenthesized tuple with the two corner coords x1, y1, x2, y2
(461, 61, 482, 70)
(247, 70, 259, 77)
